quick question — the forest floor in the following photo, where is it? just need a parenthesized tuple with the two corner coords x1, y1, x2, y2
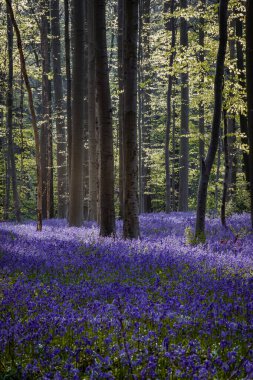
(0, 213, 253, 379)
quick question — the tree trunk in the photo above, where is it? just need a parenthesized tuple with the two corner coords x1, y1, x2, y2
(6, 1, 21, 222)
(171, 99, 176, 211)
(68, 0, 85, 227)
(87, 0, 98, 221)
(123, 0, 140, 238)
(6, 0, 42, 230)
(164, 0, 176, 213)
(83, 1, 89, 221)
(178, 0, 189, 211)
(95, 0, 116, 236)
(51, 0, 68, 218)
(198, 0, 205, 167)
(138, 0, 143, 213)
(118, 0, 124, 219)
(215, 128, 222, 213)
(195, 0, 229, 238)
(227, 28, 237, 194)
(141, 0, 152, 213)
(64, 0, 72, 183)
(40, 0, 54, 219)
(221, 109, 230, 226)
(236, 15, 250, 187)
(246, 0, 253, 227)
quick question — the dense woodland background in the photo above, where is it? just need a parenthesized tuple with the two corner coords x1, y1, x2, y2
(1, 0, 253, 239)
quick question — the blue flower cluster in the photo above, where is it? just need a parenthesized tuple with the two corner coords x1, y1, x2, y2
(0, 213, 252, 379)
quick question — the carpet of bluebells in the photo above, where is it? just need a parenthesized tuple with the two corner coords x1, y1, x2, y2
(0, 213, 253, 379)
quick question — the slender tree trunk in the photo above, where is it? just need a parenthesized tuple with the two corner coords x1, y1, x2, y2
(6, 1, 21, 222)
(87, 0, 98, 221)
(195, 0, 229, 238)
(164, 0, 176, 213)
(215, 128, 222, 213)
(123, 0, 140, 238)
(19, 74, 24, 187)
(4, 154, 10, 220)
(68, 0, 85, 227)
(227, 29, 237, 194)
(6, 0, 42, 230)
(221, 109, 230, 226)
(95, 0, 115, 236)
(40, 0, 54, 219)
(64, 0, 72, 182)
(51, 0, 68, 218)
(83, 1, 89, 220)
(198, 0, 205, 167)
(141, 0, 152, 213)
(236, 15, 250, 187)
(138, 0, 143, 213)
(246, 0, 253, 227)
(178, 0, 189, 211)
(171, 99, 176, 211)
(118, 0, 124, 219)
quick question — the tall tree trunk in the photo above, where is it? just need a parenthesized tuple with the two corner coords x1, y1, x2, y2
(40, 0, 54, 219)
(64, 0, 72, 183)
(138, 0, 143, 213)
(118, 0, 124, 219)
(87, 0, 98, 221)
(51, 0, 68, 218)
(246, 0, 253, 227)
(68, 0, 85, 227)
(221, 109, 230, 226)
(123, 0, 140, 238)
(19, 73, 24, 188)
(6, 1, 21, 222)
(164, 0, 176, 213)
(236, 15, 250, 187)
(178, 0, 189, 211)
(4, 152, 10, 220)
(171, 98, 176, 211)
(95, 0, 115, 236)
(141, 0, 152, 213)
(6, 0, 42, 230)
(198, 0, 205, 167)
(215, 128, 222, 214)
(227, 27, 237, 194)
(83, 1, 89, 220)
(195, 0, 229, 238)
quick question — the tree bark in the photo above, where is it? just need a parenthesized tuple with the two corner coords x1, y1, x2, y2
(51, 0, 68, 218)
(221, 109, 230, 226)
(246, 0, 253, 227)
(123, 0, 140, 238)
(64, 0, 72, 184)
(40, 0, 54, 219)
(141, 0, 152, 213)
(236, 15, 250, 187)
(164, 0, 176, 213)
(68, 0, 85, 227)
(198, 0, 205, 167)
(95, 0, 116, 236)
(6, 0, 42, 230)
(178, 0, 189, 212)
(6, 0, 21, 222)
(87, 0, 98, 221)
(118, 0, 124, 219)
(83, 1, 89, 221)
(195, 0, 229, 238)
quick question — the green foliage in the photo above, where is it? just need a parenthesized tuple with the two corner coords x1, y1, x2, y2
(185, 226, 206, 245)
(226, 187, 251, 215)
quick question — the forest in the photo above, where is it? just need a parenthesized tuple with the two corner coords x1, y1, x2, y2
(0, 0, 253, 378)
